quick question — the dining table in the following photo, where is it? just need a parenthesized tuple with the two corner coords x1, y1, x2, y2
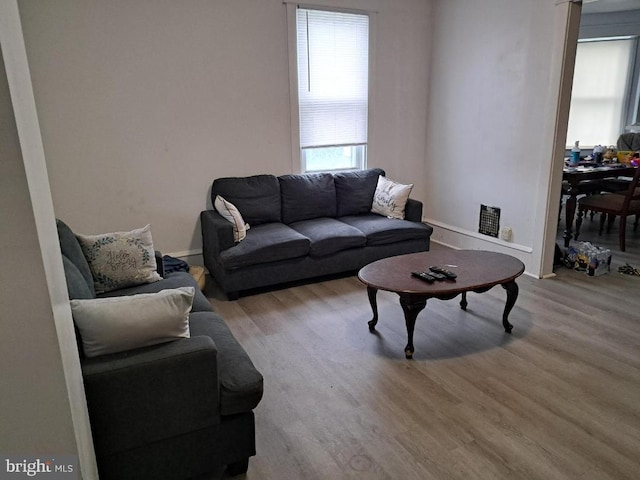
(562, 163, 637, 247)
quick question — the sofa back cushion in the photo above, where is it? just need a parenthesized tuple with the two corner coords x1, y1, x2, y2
(212, 175, 281, 226)
(334, 168, 385, 217)
(62, 257, 95, 300)
(57, 219, 96, 299)
(279, 172, 336, 224)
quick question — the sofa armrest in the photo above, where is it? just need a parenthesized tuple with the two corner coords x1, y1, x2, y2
(405, 198, 423, 222)
(154, 250, 164, 277)
(201, 210, 235, 253)
(82, 336, 220, 456)
(201, 209, 235, 261)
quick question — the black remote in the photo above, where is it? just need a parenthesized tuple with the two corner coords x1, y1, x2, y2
(411, 271, 435, 283)
(428, 271, 447, 280)
(429, 266, 457, 279)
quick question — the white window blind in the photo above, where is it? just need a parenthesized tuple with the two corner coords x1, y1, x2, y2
(566, 38, 634, 148)
(296, 8, 369, 149)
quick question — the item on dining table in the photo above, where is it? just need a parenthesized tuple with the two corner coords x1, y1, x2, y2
(603, 146, 617, 161)
(617, 150, 633, 163)
(592, 144, 605, 163)
(570, 140, 581, 165)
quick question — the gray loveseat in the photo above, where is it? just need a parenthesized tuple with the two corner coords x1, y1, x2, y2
(57, 219, 263, 479)
(201, 168, 433, 299)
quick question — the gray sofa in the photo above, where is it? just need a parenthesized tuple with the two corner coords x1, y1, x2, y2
(57, 219, 263, 479)
(201, 168, 433, 299)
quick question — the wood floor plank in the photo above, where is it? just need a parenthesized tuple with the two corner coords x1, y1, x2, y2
(204, 216, 640, 479)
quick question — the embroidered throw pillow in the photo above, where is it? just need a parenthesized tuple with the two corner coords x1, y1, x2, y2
(371, 175, 414, 219)
(76, 224, 162, 294)
(214, 195, 250, 242)
(71, 287, 194, 358)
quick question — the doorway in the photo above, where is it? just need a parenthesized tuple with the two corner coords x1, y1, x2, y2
(548, 0, 640, 276)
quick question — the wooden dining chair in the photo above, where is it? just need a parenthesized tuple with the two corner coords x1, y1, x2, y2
(559, 179, 608, 225)
(574, 167, 640, 251)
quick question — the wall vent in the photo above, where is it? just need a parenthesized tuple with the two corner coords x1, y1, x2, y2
(479, 205, 500, 238)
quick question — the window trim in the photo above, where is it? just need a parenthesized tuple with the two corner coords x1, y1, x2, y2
(286, 2, 376, 173)
(301, 144, 367, 173)
(628, 37, 640, 128)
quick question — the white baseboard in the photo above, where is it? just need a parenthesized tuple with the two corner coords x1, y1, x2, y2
(425, 218, 534, 254)
(165, 249, 202, 259)
(162, 249, 206, 272)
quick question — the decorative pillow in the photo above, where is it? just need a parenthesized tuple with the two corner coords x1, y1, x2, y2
(70, 287, 194, 358)
(371, 175, 414, 219)
(214, 195, 250, 242)
(76, 224, 162, 294)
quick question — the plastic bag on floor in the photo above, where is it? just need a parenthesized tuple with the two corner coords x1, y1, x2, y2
(565, 242, 611, 277)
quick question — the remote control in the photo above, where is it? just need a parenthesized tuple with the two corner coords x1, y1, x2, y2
(429, 266, 457, 279)
(428, 271, 447, 280)
(411, 271, 435, 283)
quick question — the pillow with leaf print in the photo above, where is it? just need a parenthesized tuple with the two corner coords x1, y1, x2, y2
(76, 224, 162, 294)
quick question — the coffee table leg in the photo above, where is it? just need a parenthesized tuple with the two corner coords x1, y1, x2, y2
(399, 295, 427, 359)
(460, 292, 468, 311)
(501, 280, 519, 333)
(367, 286, 379, 331)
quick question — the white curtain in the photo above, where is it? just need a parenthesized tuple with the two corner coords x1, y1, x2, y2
(297, 8, 369, 149)
(566, 38, 634, 148)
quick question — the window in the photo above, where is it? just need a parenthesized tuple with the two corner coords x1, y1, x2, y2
(565, 37, 636, 148)
(290, 6, 370, 173)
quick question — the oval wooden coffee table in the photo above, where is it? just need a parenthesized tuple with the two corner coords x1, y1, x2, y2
(358, 250, 525, 359)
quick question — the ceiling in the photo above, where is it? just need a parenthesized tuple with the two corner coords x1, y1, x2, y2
(582, 0, 640, 14)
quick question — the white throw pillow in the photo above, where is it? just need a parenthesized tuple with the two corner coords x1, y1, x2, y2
(214, 195, 250, 242)
(371, 175, 414, 219)
(70, 287, 194, 358)
(76, 224, 162, 294)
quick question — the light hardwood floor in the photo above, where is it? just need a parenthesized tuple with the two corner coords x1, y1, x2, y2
(205, 213, 640, 480)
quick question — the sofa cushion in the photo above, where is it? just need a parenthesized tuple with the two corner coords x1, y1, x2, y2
(371, 175, 414, 219)
(71, 287, 194, 358)
(334, 168, 385, 217)
(289, 217, 366, 257)
(220, 223, 310, 270)
(339, 214, 432, 246)
(189, 312, 263, 415)
(212, 175, 281, 226)
(57, 219, 95, 297)
(76, 224, 162, 294)
(279, 173, 336, 224)
(98, 271, 213, 313)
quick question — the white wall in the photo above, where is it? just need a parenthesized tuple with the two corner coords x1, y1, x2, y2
(17, 0, 433, 265)
(0, 43, 77, 459)
(424, 0, 575, 276)
(0, 2, 96, 475)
